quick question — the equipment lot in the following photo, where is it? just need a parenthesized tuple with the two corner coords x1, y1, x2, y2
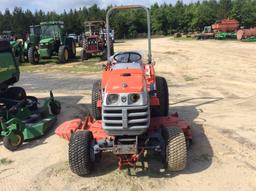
(1, 37, 256, 191)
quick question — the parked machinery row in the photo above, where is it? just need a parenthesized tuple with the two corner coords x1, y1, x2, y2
(0, 20, 116, 65)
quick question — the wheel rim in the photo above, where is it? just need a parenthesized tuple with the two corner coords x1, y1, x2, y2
(64, 49, 68, 60)
(10, 134, 22, 147)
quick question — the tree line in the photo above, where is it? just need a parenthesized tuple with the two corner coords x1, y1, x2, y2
(0, 0, 256, 39)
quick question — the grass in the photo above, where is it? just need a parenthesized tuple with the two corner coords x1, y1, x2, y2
(0, 158, 14, 166)
(20, 56, 102, 74)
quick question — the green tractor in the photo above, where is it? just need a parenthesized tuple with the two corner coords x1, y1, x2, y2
(24, 25, 41, 61)
(28, 21, 76, 64)
(0, 31, 24, 64)
(0, 40, 61, 151)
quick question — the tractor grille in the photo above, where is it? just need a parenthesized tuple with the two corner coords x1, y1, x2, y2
(102, 105, 150, 136)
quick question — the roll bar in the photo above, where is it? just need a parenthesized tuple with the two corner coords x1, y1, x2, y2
(106, 5, 152, 64)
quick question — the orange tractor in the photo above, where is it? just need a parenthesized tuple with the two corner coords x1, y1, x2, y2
(56, 5, 192, 176)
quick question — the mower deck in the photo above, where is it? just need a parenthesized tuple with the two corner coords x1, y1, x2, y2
(56, 113, 191, 169)
(56, 113, 191, 142)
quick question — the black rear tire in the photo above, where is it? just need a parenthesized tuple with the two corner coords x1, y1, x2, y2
(101, 48, 107, 61)
(80, 49, 88, 60)
(28, 47, 40, 64)
(58, 46, 69, 63)
(151, 76, 169, 117)
(66, 38, 76, 58)
(110, 45, 114, 56)
(3, 131, 24, 151)
(69, 131, 94, 176)
(91, 80, 102, 120)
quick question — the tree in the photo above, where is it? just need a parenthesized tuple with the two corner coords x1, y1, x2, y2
(0, 1, 256, 39)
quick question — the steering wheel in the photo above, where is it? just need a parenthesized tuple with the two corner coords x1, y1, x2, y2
(113, 52, 142, 63)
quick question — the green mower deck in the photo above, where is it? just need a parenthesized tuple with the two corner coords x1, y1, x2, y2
(215, 32, 237, 40)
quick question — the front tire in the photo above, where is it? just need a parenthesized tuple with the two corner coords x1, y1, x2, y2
(91, 80, 102, 120)
(58, 46, 69, 64)
(69, 131, 94, 176)
(28, 47, 40, 64)
(163, 127, 187, 171)
(3, 131, 24, 151)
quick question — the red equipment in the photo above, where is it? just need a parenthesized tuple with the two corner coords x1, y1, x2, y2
(80, 21, 114, 61)
(56, 114, 191, 170)
(212, 19, 239, 32)
(56, 5, 192, 176)
(237, 28, 256, 40)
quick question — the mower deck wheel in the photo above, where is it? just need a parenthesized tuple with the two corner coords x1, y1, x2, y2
(163, 126, 187, 171)
(69, 130, 94, 176)
(3, 131, 24, 151)
(91, 80, 102, 120)
(49, 100, 61, 115)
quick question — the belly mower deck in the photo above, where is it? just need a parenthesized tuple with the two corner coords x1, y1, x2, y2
(55, 113, 192, 170)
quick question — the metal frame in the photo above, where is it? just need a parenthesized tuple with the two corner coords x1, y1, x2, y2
(84, 21, 105, 36)
(106, 5, 152, 63)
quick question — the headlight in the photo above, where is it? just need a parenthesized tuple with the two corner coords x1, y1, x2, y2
(107, 94, 119, 105)
(129, 93, 140, 103)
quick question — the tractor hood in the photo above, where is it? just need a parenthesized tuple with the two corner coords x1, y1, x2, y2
(40, 37, 54, 44)
(102, 68, 145, 94)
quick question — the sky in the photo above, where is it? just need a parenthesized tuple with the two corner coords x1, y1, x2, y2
(0, 0, 198, 13)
